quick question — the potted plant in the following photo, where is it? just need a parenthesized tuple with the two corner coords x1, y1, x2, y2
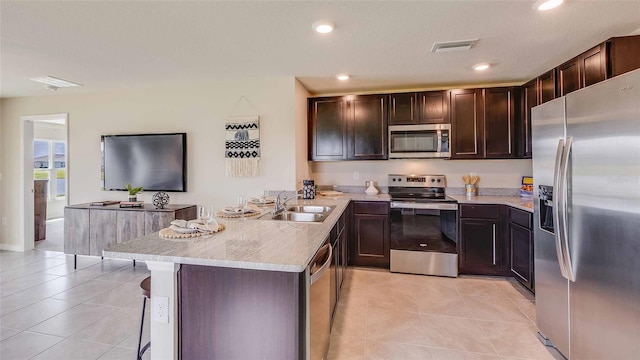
(125, 183, 143, 202)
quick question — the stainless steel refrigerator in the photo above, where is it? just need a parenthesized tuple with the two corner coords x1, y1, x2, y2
(532, 68, 640, 359)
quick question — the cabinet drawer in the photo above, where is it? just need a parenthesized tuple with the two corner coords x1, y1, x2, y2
(509, 207, 533, 229)
(459, 204, 500, 219)
(353, 201, 389, 215)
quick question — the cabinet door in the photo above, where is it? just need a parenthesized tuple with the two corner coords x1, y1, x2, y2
(145, 211, 175, 234)
(608, 35, 640, 77)
(581, 44, 607, 88)
(538, 69, 557, 104)
(389, 93, 418, 125)
(352, 214, 390, 267)
(450, 89, 484, 158)
(308, 97, 347, 160)
(484, 87, 516, 158)
(347, 95, 388, 160)
(510, 222, 534, 291)
(89, 209, 117, 256)
(558, 58, 581, 96)
(116, 210, 145, 243)
(64, 208, 90, 255)
(459, 219, 502, 275)
(520, 79, 538, 158)
(418, 90, 450, 124)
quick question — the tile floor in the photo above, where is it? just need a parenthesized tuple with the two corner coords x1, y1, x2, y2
(328, 268, 558, 360)
(1, 249, 557, 360)
(0, 249, 150, 359)
(34, 219, 64, 252)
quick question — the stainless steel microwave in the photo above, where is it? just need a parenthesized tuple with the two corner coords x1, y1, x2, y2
(388, 124, 451, 158)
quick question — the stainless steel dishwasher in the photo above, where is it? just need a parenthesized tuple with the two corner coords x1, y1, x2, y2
(308, 241, 332, 360)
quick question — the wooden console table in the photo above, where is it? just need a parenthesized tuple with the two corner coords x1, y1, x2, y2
(64, 203, 197, 266)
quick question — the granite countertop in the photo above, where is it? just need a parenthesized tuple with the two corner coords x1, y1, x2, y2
(103, 194, 389, 273)
(449, 195, 534, 213)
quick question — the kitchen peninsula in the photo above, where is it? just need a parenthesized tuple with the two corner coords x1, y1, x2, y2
(103, 194, 389, 360)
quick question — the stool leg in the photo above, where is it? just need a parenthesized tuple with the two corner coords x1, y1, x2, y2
(133, 259, 136, 267)
(73, 254, 77, 270)
(137, 297, 146, 360)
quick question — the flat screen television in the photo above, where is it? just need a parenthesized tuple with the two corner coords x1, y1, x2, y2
(102, 133, 187, 192)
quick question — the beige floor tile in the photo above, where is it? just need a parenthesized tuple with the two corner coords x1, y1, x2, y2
(420, 314, 497, 355)
(429, 347, 502, 360)
(0, 292, 44, 316)
(71, 259, 132, 280)
(455, 277, 506, 298)
(477, 320, 556, 360)
(85, 282, 143, 309)
(414, 291, 474, 318)
(95, 265, 150, 283)
(116, 308, 149, 350)
(70, 307, 140, 345)
(332, 304, 367, 339)
(367, 304, 429, 346)
(365, 340, 433, 360)
(27, 303, 118, 337)
(510, 299, 536, 324)
(462, 296, 531, 323)
(367, 285, 420, 313)
(0, 272, 61, 296)
(31, 338, 113, 360)
(11, 275, 89, 299)
(97, 346, 138, 360)
(0, 331, 64, 359)
(337, 286, 368, 309)
(327, 335, 365, 360)
(494, 280, 535, 301)
(43, 256, 103, 276)
(0, 327, 20, 341)
(0, 298, 77, 330)
(51, 279, 122, 303)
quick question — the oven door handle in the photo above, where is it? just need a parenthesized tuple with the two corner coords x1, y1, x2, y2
(390, 201, 458, 211)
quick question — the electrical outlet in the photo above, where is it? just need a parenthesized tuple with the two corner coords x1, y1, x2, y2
(153, 296, 169, 323)
(353, 171, 360, 180)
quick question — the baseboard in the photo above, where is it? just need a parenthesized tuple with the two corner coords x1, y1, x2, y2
(0, 243, 25, 252)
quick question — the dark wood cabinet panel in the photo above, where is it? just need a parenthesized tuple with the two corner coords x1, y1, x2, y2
(510, 222, 534, 291)
(459, 204, 500, 219)
(348, 95, 388, 160)
(308, 97, 347, 160)
(351, 201, 390, 268)
(459, 218, 503, 275)
(581, 44, 607, 88)
(607, 35, 640, 77)
(558, 57, 581, 96)
(538, 69, 557, 104)
(450, 89, 484, 159)
(389, 92, 418, 125)
(419, 90, 450, 124)
(520, 79, 538, 158)
(484, 87, 516, 158)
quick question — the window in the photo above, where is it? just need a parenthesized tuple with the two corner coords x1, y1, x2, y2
(33, 139, 66, 199)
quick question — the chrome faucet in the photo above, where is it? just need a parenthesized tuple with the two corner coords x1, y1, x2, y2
(274, 191, 302, 215)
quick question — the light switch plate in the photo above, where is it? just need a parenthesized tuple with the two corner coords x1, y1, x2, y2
(153, 296, 169, 323)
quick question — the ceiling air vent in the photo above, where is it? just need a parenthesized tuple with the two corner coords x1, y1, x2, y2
(431, 39, 479, 53)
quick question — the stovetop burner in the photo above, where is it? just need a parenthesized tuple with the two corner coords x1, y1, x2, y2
(388, 174, 454, 202)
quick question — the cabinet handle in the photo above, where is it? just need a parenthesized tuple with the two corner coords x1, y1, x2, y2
(492, 223, 496, 265)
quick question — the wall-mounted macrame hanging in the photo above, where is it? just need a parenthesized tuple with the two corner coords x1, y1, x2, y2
(225, 96, 261, 177)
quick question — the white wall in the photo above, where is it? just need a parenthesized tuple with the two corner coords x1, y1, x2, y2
(0, 77, 299, 248)
(311, 159, 532, 190)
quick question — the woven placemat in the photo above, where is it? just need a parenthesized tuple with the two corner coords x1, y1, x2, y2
(216, 211, 261, 219)
(159, 224, 225, 239)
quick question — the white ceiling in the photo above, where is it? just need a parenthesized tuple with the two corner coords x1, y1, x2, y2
(1, 1, 639, 98)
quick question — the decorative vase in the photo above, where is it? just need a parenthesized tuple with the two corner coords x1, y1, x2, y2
(128, 195, 137, 202)
(152, 191, 170, 209)
(365, 181, 379, 195)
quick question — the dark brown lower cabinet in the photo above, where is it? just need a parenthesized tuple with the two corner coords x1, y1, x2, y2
(458, 204, 508, 276)
(179, 264, 305, 360)
(350, 201, 390, 268)
(508, 207, 534, 292)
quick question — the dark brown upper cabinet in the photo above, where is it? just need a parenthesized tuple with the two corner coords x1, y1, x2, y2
(389, 92, 418, 125)
(419, 90, 450, 124)
(606, 35, 640, 78)
(558, 57, 581, 96)
(450, 89, 484, 159)
(519, 79, 538, 158)
(538, 69, 557, 104)
(484, 87, 517, 159)
(308, 97, 347, 160)
(347, 95, 388, 160)
(309, 95, 388, 161)
(581, 44, 607, 87)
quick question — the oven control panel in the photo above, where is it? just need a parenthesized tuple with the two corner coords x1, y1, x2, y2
(388, 174, 446, 188)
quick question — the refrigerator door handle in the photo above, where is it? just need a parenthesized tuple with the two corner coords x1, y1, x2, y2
(553, 138, 569, 279)
(559, 137, 575, 282)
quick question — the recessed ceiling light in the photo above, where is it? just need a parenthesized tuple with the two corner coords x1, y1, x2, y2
(533, 0, 564, 11)
(313, 21, 335, 34)
(336, 74, 350, 81)
(473, 63, 490, 71)
(30, 76, 82, 88)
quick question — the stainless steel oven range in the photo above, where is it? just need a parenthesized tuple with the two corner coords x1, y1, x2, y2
(388, 174, 458, 277)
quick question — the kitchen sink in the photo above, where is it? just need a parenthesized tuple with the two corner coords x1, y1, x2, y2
(271, 212, 325, 222)
(286, 205, 334, 213)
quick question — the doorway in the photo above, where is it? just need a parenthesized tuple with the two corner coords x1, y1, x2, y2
(20, 114, 68, 252)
